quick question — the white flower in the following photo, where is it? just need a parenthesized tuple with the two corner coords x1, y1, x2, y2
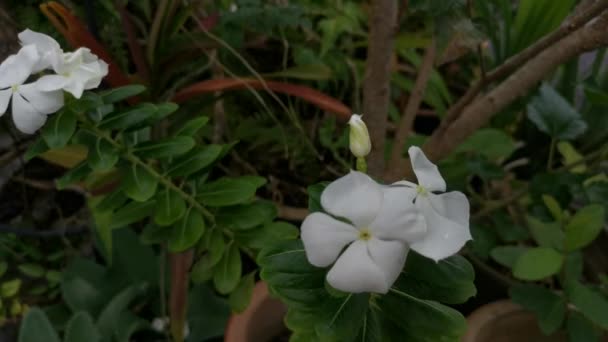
(36, 47, 109, 98)
(0, 45, 64, 134)
(393, 146, 472, 261)
(301, 171, 427, 293)
(348, 114, 371, 158)
(18, 29, 63, 73)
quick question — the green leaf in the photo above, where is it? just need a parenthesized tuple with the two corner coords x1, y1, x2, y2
(265, 64, 332, 80)
(557, 141, 586, 173)
(122, 165, 158, 202)
(457, 128, 516, 159)
(1, 279, 21, 297)
(175, 116, 209, 136)
(88, 137, 119, 171)
(0, 261, 7, 278)
(527, 216, 564, 250)
(187, 285, 231, 342)
(64, 312, 101, 342)
(542, 194, 563, 222)
(41, 109, 77, 149)
(213, 243, 242, 294)
(24, 138, 49, 161)
(510, 284, 566, 334)
(18, 263, 45, 278)
(100, 85, 146, 103)
(96, 283, 147, 336)
(132, 136, 195, 159)
(567, 282, 608, 329)
(168, 208, 205, 252)
(154, 188, 186, 226)
(511, 0, 575, 53)
(567, 311, 599, 342)
(490, 246, 529, 268)
(61, 259, 105, 315)
(56, 162, 90, 189)
(197, 178, 259, 207)
(18, 308, 61, 342)
(513, 247, 564, 281)
(307, 183, 328, 212)
(98, 103, 158, 130)
(140, 223, 172, 244)
(565, 204, 605, 251)
(234, 221, 299, 250)
(527, 84, 587, 140)
(216, 201, 277, 231)
(228, 272, 256, 313)
(395, 253, 476, 304)
(110, 200, 156, 229)
(166, 145, 223, 177)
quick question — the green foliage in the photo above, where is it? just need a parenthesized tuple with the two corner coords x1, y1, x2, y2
(527, 84, 587, 140)
(512, 247, 563, 281)
(564, 205, 605, 251)
(18, 308, 61, 342)
(510, 284, 566, 334)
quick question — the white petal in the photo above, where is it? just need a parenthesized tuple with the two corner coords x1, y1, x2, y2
(301, 212, 358, 267)
(410, 193, 472, 261)
(408, 146, 446, 192)
(369, 186, 427, 243)
(18, 30, 62, 72)
(12, 94, 46, 134)
(18, 84, 64, 115)
(391, 180, 417, 188)
(367, 238, 409, 292)
(0, 89, 11, 115)
(63, 79, 86, 99)
(0, 46, 39, 88)
(321, 170, 382, 228)
(326, 240, 388, 293)
(35, 75, 69, 92)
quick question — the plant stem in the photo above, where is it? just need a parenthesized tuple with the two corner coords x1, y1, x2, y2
(356, 157, 368, 173)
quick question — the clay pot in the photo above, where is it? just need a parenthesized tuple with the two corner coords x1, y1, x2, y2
(463, 300, 567, 342)
(224, 282, 288, 342)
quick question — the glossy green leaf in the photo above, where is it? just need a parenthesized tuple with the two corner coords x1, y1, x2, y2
(24, 138, 49, 161)
(197, 178, 259, 207)
(567, 282, 608, 329)
(18, 264, 45, 278)
(228, 272, 256, 312)
(213, 243, 242, 294)
(56, 162, 90, 189)
(542, 194, 563, 222)
(166, 145, 223, 177)
(61, 259, 106, 315)
(100, 85, 146, 103)
(110, 200, 156, 229)
(88, 137, 119, 171)
(457, 128, 516, 159)
(567, 311, 599, 342)
(216, 201, 277, 230)
(132, 136, 195, 159)
(490, 246, 528, 268)
(557, 141, 586, 173)
(122, 164, 158, 202)
(140, 224, 172, 244)
(41, 109, 77, 149)
(18, 308, 60, 342)
(168, 208, 205, 252)
(395, 252, 476, 304)
(96, 283, 148, 336)
(234, 221, 299, 250)
(1, 279, 21, 297)
(175, 116, 209, 136)
(154, 188, 187, 226)
(64, 312, 101, 342)
(527, 216, 564, 250)
(513, 247, 564, 281)
(98, 103, 157, 130)
(565, 205, 605, 251)
(510, 284, 566, 334)
(527, 84, 587, 140)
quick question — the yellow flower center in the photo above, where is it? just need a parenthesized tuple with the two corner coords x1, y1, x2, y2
(358, 228, 372, 241)
(416, 185, 428, 196)
(10, 85, 18, 93)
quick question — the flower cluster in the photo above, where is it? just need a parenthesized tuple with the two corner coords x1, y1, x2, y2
(0, 30, 108, 134)
(301, 146, 471, 294)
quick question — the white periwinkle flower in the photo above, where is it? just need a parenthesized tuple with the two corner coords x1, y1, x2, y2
(348, 114, 371, 158)
(0, 45, 64, 134)
(301, 147, 471, 294)
(36, 47, 109, 99)
(394, 146, 472, 261)
(18, 29, 63, 73)
(301, 171, 427, 294)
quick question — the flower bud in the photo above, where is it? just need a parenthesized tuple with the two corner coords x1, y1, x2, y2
(348, 114, 371, 158)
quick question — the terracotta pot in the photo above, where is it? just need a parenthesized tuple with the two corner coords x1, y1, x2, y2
(224, 282, 288, 342)
(463, 300, 567, 342)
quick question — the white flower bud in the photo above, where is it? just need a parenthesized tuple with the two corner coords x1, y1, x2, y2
(348, 114, 371, 158)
